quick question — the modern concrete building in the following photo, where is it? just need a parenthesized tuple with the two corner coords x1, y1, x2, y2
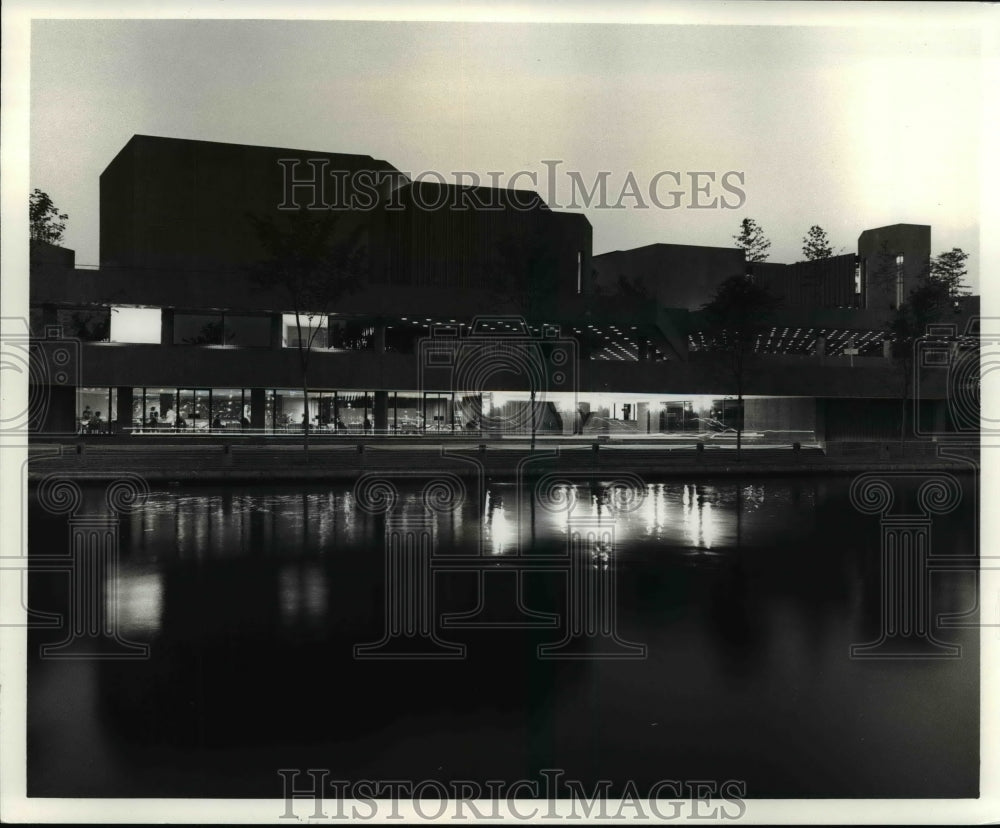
(28, 136, 977, 445)
(858, 223, 931, 312)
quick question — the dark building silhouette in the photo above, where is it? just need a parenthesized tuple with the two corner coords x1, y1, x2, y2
(28, 136, 976, 443)
(749, 254, 858, 309)
(592, 243, 745, 310)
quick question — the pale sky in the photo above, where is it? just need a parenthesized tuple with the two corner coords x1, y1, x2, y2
(29, 14, 988, 290)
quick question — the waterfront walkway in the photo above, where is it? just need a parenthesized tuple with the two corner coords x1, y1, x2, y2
(25, 437, 979, 483)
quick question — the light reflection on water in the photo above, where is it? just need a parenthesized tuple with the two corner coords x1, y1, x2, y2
(29, 475, 978, 799)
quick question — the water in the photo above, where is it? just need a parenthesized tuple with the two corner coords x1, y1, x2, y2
(26, 475, 979, 799)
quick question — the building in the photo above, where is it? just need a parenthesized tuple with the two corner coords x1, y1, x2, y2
(28, 136, 977, 445)
(858, 224, 931, 312)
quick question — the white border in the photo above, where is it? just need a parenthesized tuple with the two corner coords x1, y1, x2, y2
(2, 1, 998, 824)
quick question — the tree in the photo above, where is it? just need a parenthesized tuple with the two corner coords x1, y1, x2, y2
(801, 225, 833, 261)
(700, 275, 781, 458)
(733, 218, 771, 263)
(182, 319, 235, 346)
(491, 226, 562, 451)
(30, 189, 68, 246)
(615, 274, 652, 300)
(884, 277, 951, 445)
(929, 248, 971, 299)
(246, 208, 365, 453)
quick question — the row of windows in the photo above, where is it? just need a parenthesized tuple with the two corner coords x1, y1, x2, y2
(30, 307, 377, 350)
(76, 386, 748, 436)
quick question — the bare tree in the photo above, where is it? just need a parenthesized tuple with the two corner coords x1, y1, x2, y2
(247, 208, 365, 453)
(491, 227, 562, 451)
(700, 275, 781, 459)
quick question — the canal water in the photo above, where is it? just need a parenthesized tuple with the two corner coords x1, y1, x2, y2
(27, 474, 979, 799)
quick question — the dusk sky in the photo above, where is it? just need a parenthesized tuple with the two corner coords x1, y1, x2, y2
(29, 13, 987, 289)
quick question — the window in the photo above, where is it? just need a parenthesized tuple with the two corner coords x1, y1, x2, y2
(110, 307, 161, 344)
(328, 318, 374, 351)
(173, 312, 271, 347)
(77, 387, 117, 433)
(224, 314, 271, 347)
(57, 308, 111, 342)
(282, 313, 328, 348)
(174, 312, 226, 345)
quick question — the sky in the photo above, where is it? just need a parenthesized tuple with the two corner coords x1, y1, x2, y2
(28, 12, 989, 290)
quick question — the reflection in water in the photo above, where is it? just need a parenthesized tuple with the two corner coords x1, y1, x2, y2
(27, 475, 978, 800)
(278, 562, 328, 629)
(112, 569, 163, 637)
(484, 490, 514, 555)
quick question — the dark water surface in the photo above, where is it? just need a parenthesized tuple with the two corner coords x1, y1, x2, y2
(27, 474, 979, 798)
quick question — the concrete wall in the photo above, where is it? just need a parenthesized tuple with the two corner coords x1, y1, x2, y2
(750, 254, 857, 309)
(743, 397, 816, 436)
(857, 224, 931, 313)
(60, 342, 951, 399)
(97, 135, 593, 311)
(592, 243, 745, 310)
(100, 135, 397, 274)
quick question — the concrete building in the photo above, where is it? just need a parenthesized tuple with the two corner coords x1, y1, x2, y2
(858, 223, 931, 312)
(28, 136, 977, 446)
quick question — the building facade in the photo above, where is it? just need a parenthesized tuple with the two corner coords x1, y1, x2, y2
(28, 136, 976, 444)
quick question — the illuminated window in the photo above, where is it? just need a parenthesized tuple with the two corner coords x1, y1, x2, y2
(110, 307, 161, 344)
(282, 313, 328, 348)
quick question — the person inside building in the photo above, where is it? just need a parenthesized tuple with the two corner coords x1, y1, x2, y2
(212, 415, 223, 430)
(163, 408, 176, 429)
(148, 408, 159, 431)
(89, 411, 104, 433)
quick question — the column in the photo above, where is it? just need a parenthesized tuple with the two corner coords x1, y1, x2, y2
(850, 474, 962, 659)
(116, 386, 134, 433)
(35, 475, 150, 660)
(374, 390, 388, 433)
(41, 303, 59, 332)
(538, 518, 645, 660)
(354, 516, 463, 659)
(250, 388, 267, 431)
(160, 309, 174, 346)
(270, 313, 283, 349)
